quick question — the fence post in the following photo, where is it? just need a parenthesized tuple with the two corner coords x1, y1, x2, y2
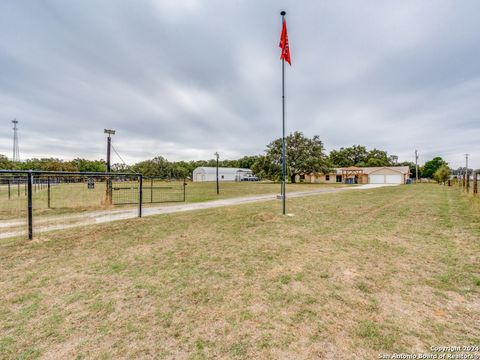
(27, 171, 33, 240)
(138, 175, 143, 218)
(151, 178, 153, 203)
(17, 181, 20, 197)
(183, 178, 186, 202)
(8, 179, 11, 200)
(474, 172, 478, 195)
(106, 177, 112, 205)
(466, 170, 470, 193)
(47, 176, 51, 208)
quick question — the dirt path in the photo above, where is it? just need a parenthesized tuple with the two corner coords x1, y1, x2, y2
(0, 184, 398, 239)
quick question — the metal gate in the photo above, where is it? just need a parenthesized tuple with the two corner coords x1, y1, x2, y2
(112, 178, 185, 205)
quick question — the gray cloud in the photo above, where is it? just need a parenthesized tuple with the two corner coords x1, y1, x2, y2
(0, 0, 479, 168)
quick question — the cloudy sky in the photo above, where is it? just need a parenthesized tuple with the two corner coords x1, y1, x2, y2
(0, 0, 479, 168)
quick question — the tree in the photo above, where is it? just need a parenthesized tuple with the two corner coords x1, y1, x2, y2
(251, 155, 282, 181)
(15, 158, 76, 171)
(365, 148, 390, 167)
(329, 145, 396, 168)
(0, 155, 14, 169)
(111, 163, 131, 173)
(263, 131, 330, 183)
(389, 155, 399, 165)
(170, 163, 190, 178)
(434, 165, 450, 184)
(329, 145, 368, 167)
(237, 155, 260, 169)
(72, 158, 106, 172)
(43, 160, 77, 172)
(132, 156, 172, 177)
(422, 157, 447, 179)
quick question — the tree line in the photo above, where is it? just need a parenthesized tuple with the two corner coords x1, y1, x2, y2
(0, 154, 259, 178)
(0, 131, 457, 182)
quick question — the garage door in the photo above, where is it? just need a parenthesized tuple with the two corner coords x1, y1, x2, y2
(369, 175, 385, 184)
(385, 174, 402, 184)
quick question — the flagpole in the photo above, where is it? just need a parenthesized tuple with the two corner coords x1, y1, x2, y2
(281, 10, 286, 215)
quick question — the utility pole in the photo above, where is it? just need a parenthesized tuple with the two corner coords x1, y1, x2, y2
(214, 152, 219, 195)
(465, 153, 470, 192)
(104, 129, 115, 172)
(12, 119, 20, 162)
(465, 154, 469, 176)
(104, 129, 116, 204)
(415, 149, 419, 183)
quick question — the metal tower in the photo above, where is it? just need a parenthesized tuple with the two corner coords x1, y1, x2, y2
(12, 119, 20, 162)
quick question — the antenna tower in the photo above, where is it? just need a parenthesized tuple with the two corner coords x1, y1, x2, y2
(12, 119, 20, 162)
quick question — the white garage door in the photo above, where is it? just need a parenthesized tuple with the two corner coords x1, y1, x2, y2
(385, 174, 402, 184)
(369, 175, 385, 184)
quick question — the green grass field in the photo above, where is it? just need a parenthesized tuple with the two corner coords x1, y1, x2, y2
(0, 184, 479, 358)
(0, 180, 347, 221)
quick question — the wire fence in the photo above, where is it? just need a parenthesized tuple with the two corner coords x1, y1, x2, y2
(0, 170, 187, 240)
(453, 171, 479, 196)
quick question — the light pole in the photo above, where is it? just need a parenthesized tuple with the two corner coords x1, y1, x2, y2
(104, 129, 116, 204)
(214, 152, 219, 195)
(104, 129, 116, 172)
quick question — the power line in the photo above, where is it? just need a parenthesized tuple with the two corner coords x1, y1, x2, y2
(111, 143, 135, 173)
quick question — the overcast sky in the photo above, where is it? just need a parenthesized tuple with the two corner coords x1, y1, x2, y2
(0, 0, 479, 168)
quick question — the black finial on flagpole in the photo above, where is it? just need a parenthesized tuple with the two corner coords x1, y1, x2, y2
(280, 11, 286, 16)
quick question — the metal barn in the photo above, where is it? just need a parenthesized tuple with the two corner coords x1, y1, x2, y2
(192, 167, 252, 182)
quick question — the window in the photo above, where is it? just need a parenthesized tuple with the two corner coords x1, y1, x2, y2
(325, 175, 330, 181)
(221, 175, 224, 179)
(336, 175, 342, 183)
(300, 174, 305, 180)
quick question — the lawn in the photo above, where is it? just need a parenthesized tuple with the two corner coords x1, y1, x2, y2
(0, 184, 479, 359)
(0, 180, 347, 221)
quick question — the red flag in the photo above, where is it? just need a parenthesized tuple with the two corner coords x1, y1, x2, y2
(279, 19, 291, 65)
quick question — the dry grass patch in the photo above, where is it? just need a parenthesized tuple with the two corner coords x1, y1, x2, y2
(0, 184, 479, 359)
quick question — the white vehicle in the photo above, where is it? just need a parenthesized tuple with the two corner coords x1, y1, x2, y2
(241, 175, 259, 181)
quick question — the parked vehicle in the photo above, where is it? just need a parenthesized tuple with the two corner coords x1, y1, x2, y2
(241, 175, 260, 181)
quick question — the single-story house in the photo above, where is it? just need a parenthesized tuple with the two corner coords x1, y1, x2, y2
(297, 166, 410, 185)
(192, 167, 253, 182)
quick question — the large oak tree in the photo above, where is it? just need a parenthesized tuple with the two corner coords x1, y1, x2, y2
(255, 131, 331, 183)
(329, 145, 395, 167)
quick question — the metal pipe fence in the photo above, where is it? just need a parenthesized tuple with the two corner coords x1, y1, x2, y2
(0, 170, 142, 240)
(1, 171, 188, 240)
